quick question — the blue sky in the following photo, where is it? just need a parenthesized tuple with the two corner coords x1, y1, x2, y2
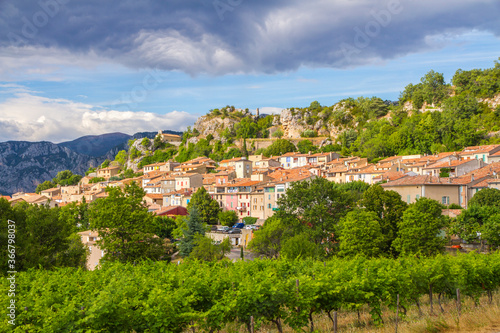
(0, 0, 499, 142)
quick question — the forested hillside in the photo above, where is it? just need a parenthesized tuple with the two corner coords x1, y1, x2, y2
(114, 60, 500, 169)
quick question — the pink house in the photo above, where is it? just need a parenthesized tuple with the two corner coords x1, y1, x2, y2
(225, 192, 239, 212)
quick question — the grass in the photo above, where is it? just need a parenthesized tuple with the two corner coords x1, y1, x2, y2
(217, 292, 500, 333)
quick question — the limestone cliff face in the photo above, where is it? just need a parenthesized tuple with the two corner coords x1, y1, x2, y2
(0, 141, 101, 195)
(193, 115, 239, 140)
(279, 109, 310, 138)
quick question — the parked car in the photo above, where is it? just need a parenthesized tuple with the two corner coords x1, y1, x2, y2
(232, 222, 245, 229)
(245, 224, 260, 230)
(228, 228, 241, 234)
(217, 226, 230, 232)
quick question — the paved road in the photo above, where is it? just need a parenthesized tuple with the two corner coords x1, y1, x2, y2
(226, 247, 258, 261)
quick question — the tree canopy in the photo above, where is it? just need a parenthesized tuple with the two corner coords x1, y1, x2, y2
(89, 183, 172, 263)
(393, 198, 448, 257)
(187, 187, 221, 225)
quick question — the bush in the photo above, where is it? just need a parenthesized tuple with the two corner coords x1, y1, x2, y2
(219, 210, 238, 227)
(89, 177, 106, 184)
(301, 129, 317, 138)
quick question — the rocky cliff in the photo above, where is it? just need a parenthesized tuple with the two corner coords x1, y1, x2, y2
(193, 115, 239, 141)
(0, 141, 101, 195)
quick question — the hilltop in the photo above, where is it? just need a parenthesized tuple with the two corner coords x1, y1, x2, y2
(116, 60, 499, 171)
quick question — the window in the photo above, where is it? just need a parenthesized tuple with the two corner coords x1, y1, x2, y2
(246, 195, 248, 199)
(441, 196, 449, 205)
(231, 202, 233, 208)
(416, 195, 419, 200)
(268, 204, 271, 208)
(187, 199, 190, 204)
(407, 195, 410, 203)
(268, 194, 271, 200)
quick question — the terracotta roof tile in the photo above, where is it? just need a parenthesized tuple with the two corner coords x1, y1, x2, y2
(460, 144, 500, 154)
(423, 159, 476, 169)
(382, 175, 456, 187)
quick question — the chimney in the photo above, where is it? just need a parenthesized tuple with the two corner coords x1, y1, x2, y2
(256, 108, 260, 116)
(448, 159, 451, 166)
(471, 174, 474, 182)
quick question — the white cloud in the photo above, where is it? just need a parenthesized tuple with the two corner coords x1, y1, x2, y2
(0, 90, 197, 142)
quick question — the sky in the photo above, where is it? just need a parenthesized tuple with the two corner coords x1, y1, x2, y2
(0, 0, 499, 143)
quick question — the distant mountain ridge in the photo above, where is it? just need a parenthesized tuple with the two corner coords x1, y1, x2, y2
(0, 141, 100, 196)
(0, 130, 183, 196)
(59, 132, 131, 157)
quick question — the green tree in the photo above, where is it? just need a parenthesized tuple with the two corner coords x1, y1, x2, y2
(248, 216, 291, 258)
(35, 180, 55, 193)
(189, 235, 231, 261)
(235, 117, 258, 139)
(101, 159, 111, 168)
(393, 198, 448, 256)
(153, 135, 166, 150)
(194, 138, 212, 157)
(53, 170, 82, 186)
(338, 209, 386, 258)
(468, 188, 500, 208)
(141, 137, 151, 147)
(114, 150, 128, 166)
(187, 187, 221, 225)
(359, 184, 407, 256)
(89, 183, 170, 263)
(85, 166, 96, 176)
(264, 139, 296, 157)
(223, 147, 242, 160)
(280, 233, 321, 260)
(482, 213, 500, 250)
(0, 200, 87, 272)
(218, 210, 238, 227)
(451, 205, 499, 244)
(275, 177, 355, 254)
(129, 147, 141, 159)
(59, 199, 90, 231)
(179, 206, 206, 257)
(89, 177, 106, 184)
(297, 140, 317, 154)
(272, 128, 284, 138)
(152, 216, 177, 239)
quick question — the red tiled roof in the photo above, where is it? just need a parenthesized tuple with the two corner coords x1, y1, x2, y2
(145, 193, 163, 199)
(376, 171, 406, 182)
(275, 173, 312, 184)
(452, 162, 500, 185)
(460, 144, 500, 154)
(382, 175, 456, 187)
(423, 159, 475, 169)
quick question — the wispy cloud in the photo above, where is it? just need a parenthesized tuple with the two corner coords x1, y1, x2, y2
(0, 89, 197, 142)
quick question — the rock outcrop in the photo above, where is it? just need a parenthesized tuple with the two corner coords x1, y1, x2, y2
(193, 116, 239, 140)
(279, 109, 309, 138)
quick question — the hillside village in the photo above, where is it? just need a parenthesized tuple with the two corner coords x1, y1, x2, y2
(4, 128, 500, 255)
(2, 63, 500, 269)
